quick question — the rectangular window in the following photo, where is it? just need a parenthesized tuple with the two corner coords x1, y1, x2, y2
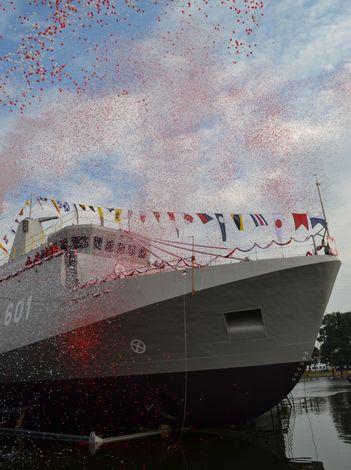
(116, 243, 125, 254)
(94, 236, 103, 250)
(105, 240, 114, 252)
(224, 309, 264, 340)
(139, 246, 147, 258)
(128, 245, 136, 256)
(72, 236, 89, 249)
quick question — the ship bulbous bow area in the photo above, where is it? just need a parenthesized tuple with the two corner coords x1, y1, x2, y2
(0, 255, 340, 433)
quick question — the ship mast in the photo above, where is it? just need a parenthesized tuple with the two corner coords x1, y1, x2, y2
(314, 175, 331, 238)
(28, 194, 33, 219)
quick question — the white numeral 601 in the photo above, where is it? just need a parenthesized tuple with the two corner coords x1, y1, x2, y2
(4, 296, 33, 326)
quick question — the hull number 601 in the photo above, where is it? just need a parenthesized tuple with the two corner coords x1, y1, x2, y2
(4, 296, 33, 326)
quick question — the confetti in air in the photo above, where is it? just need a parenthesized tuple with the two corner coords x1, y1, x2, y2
(0, 0, 264, 112)
(2, 0, 349, 216)
(0, 0, 350, 437)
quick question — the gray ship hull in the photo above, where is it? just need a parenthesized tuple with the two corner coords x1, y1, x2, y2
(0, 254, 340, 431)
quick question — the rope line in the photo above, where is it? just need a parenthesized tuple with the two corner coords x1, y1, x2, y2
(178, 271, 188, 445)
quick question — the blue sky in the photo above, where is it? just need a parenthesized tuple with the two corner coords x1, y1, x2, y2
(0, 0, 351, 311)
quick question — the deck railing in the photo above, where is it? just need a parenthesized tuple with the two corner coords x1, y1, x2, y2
(0, 211, 326, 268)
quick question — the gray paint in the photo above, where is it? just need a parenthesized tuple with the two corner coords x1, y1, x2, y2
(0, 242, 340, 383)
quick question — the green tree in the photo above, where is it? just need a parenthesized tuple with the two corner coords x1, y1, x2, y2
(318, 312, 351, 372)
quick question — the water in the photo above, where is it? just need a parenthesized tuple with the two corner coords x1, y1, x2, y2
(288, 377, 351, 470)
(0, 377, 350, 469)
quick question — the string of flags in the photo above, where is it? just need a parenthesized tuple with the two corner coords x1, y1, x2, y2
(0, 195, 328, 255)
(46, 197, 327, 230)
(47, 198, 326, 238)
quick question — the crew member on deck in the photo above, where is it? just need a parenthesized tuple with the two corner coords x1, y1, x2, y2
(50, 243, 60, 254)
(25, 256, 33, 266)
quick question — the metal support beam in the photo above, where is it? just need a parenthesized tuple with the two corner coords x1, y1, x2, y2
(0, 426, 168, 455)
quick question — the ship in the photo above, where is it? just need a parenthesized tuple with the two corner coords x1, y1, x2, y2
(0, 210, 340, 433)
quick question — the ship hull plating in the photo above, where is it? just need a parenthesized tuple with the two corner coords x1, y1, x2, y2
(0, 255, 341, 431)
(0, 362, 304, 433)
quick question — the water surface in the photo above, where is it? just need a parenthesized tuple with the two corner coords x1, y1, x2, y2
(0, 377, 350, 469)
(289, 377, 351, 470)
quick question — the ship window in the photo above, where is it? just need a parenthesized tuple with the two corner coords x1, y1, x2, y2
(94, 236, 103, 250)
(23, 220, 29, 233)
(116, 243, 125, 254)
(72, 236, 89, 249)
(224, 309, 264, 340)
(128, 245, 136, 256)
(139, 246, 147, 258)
(105, 240, 114, 252)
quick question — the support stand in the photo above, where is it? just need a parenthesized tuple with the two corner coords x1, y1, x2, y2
(88, 428, 164, 454)
(0, 424, 173, 455)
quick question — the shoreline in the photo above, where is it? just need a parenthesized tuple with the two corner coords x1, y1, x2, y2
(303, 370, 351, 379)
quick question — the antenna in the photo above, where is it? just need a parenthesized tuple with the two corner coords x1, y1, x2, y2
(314, 175, 330, 238)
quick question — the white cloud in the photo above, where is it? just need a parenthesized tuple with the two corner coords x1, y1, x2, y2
(0, 0, 351, 309)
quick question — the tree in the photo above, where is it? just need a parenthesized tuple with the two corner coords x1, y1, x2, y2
(318, 312, 351, 373)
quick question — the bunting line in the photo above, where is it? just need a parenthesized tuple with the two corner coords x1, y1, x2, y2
(0, 194, 331, 260)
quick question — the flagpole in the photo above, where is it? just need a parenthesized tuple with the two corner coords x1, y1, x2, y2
(314, 175, 330, 238)
(192, 235, 195, 295)
(188, 235, 195, 295)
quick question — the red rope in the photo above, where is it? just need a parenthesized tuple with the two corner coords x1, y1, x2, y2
(129, 231, 306, 260)
(127, 231, 195, 267)
(138, 233, 314, 251)
(128, 231, 245, 260)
